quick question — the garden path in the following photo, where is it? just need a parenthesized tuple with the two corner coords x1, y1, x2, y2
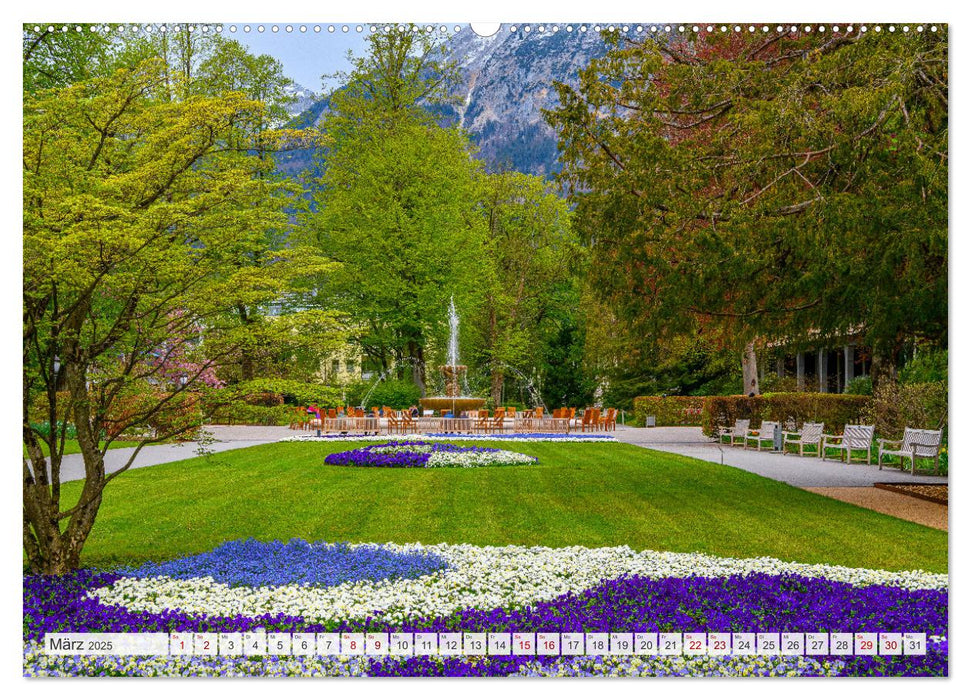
(612, 426, 949, 488)
(48, 424, 287, 483)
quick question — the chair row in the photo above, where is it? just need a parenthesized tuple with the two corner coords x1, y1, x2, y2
(717, 419, 944, 474)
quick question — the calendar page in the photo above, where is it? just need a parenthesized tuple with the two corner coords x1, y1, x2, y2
(22, 7, 949, 682)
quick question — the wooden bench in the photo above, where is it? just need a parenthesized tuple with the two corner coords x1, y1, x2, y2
(822, 424, 875, 464)
(744, 421, 779, 451)
(718, 418, 750, 446)
(878, 427, 943, 475)
(783, 422, 824, 457)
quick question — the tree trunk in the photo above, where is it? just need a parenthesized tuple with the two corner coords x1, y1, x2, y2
(742, 341, 760, 395)
(237, 304, 256, 381)
(491, 369, 504, 406)
(407, 341, 426, 395)
(23, 361, 106, 575)
(241, 353, 255, 382)
(870, 350, 898, 391)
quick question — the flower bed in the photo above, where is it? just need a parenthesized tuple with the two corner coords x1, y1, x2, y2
(24, 541, 947, 677)
(323, 441, 538, 468)
(121, 539, 447, 588)
(282, 433, 615, 443)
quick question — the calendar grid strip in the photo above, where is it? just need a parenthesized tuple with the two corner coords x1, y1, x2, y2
(44, 631, 926, 657)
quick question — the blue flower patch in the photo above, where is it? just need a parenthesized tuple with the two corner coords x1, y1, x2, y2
(121, 538, 447, 588)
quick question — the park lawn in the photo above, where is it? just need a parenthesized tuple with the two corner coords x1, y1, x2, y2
(59, 441, 948, 573)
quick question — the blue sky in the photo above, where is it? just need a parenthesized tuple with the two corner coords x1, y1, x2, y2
(227, 24, 369, 92)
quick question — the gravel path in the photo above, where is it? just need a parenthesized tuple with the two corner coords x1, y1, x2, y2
(803, 487, 948, 531)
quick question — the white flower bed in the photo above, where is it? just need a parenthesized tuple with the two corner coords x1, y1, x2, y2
(425, 450, 536, 467)
(91, 543, 947, 624)
(365, 442, 536, 467)
(281, 433, 616, 443)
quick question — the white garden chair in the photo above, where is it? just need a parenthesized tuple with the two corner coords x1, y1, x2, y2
(718, 419, 750, 446)
(783, 422, 824, 457)
(821, 424, 875, 464)
(744, 421, 779, 451)
(878, 427, 944, 475)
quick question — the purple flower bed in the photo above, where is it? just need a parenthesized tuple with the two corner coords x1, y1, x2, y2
(324, 441, 519, 468)
(387, 573, 946, 635)
(23, 569, 946, 676)
(338, 573, 948, 677)
(120, 539, 447, 588)
(23, 570, 304, 643)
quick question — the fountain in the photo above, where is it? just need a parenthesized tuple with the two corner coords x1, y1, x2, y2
(419, 297, 486, 415)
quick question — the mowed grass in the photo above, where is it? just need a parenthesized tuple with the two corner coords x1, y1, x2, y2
(59, 441, 948, 573)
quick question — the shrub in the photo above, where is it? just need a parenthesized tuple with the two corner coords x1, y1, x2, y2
(104, 388, 203, 438)
(701, 396, 768, 436)
(701, 393, 868, 437)
(844, 376, 873, 396)
(205, 401, 293, 426)
(632, 396, 706, 426)
(243, 391, 284, 407)
(27, 391, 71, 424)
(210, 379, 341, 408)
(147, 392, 204, 437)
(899, 348, 947, 384)
(865, 381, 948, 437)
(28, 421, 77, 441)
(758, 374, 799, 393)
(202, 378, 341, 425)
(349, 379, 422, 410)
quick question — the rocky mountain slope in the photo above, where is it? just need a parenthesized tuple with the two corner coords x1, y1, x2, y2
(282, 28, 612, 179)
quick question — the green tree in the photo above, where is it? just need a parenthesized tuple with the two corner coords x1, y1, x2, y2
(23, 23, 117, 92)
(192, 38, 337, 381)
(536, 291, 596, 408)
(547, 28, 947, 389)
(467, 172, 580, 405)
(308, 29, 486, 393)
(22, 60, 321, 574)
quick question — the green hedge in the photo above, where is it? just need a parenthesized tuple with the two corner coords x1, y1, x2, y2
(701, 393, 869, 437)
(632, 396, 706, 426)
(210, 379, 342, 408)
(205, 402, 294, 426)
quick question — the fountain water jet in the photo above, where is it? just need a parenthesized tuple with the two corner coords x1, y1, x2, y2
(419, 297, 485, 414)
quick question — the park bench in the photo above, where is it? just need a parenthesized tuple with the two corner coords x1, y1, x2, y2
(718, 418, 750, 446)
(744, 421, 779, 451)
(783, 422, 824, 457)
(878, 427, 944, 475)
(821, 424, 875, 464)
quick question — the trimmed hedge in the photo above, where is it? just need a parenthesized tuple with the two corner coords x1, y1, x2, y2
(218, 379, 341, 407)
(632, 396, 705, 426)
(203, 379, 343, 425)
(701, 393, 868, 437)
(205, 402, 293, 426)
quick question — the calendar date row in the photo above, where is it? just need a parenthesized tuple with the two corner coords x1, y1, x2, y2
(44, 631, 927, 657)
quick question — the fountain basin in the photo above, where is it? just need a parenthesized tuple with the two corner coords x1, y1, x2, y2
(419, 396, 486, 413)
